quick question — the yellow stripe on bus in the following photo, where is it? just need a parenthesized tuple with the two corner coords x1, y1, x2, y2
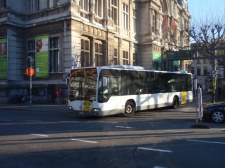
(181, 91, 187, 104)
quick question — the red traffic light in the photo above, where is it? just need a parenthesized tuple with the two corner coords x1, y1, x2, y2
(26, 68, 35, 76)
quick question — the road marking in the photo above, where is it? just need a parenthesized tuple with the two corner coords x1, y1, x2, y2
(115, 126, 133, 129)
(137, 147, 172, 153)
(59, 121, 79, 123)
(71, 138, 98, 144)
(187, 139, 225, 145)
(164, 130, 187, 133)
(30, 134, 49, 137)
(153, 166, 167, 168)
(26, 120, 43, 123)
(97, 121, 118, 124)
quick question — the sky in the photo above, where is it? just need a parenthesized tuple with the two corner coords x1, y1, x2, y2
(188, 0, 225, 26)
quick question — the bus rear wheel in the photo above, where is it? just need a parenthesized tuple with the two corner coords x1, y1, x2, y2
(123, 101, 135, 117)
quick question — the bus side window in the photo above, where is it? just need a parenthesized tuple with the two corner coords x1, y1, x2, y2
(108, 77, 119, 95)
(112, 87, 119, 95)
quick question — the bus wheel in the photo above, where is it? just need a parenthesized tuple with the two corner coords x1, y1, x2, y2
(172, 97, 179, 109)
(123, 101, 135, 117)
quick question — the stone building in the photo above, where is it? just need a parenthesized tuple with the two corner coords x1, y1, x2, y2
(0, 0, 190, 103)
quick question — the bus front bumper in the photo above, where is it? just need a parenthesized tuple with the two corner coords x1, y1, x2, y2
(68, 106, 103, 116)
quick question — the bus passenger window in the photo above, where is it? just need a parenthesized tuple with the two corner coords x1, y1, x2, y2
(112, 87, 119, 95)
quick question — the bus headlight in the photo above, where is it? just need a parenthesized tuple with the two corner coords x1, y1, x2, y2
(91, 108, 101, 112)
(69, 106, 72, 110)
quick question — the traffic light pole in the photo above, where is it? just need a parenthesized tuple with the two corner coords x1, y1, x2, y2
(28, 56, 33, 108)
(211, 48, 216, 103)
(30, 68, 32, 108)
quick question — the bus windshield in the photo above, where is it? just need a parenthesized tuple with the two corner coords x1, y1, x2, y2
(69, 68, 97, 101)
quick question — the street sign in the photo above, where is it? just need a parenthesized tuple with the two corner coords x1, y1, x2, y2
(211, 74, 216, 78)
(26, 68, 35, 77)
(166, 50, 193, 60)
(211, 70, 216, 74)
(217, 50, 225, 55)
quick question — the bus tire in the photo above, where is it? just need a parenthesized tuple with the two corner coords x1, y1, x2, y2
(172, 96, 179, 109)
(123, 101, 135, 117)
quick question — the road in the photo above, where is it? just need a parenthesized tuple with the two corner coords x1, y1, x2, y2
(0, 104, 225, 168)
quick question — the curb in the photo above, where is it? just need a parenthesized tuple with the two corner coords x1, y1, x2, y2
(190, 124, 211, 129)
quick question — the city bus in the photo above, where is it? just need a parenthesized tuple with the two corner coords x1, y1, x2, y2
(68, 65, 193, 117)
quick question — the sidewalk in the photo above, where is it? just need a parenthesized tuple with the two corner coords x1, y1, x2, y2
(0, 104, 68, 112)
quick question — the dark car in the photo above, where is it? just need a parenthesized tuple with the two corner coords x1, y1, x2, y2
(203, 103, 225, 123)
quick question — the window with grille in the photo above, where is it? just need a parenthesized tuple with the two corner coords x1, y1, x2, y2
(122, 3, 128, 30)
(112, 0, 118, 25)
(49, 0, 58, 8)
(107, 0, 111, 18)
(133, 9, 137, 32)
(28, 0, 58, 12)
(204, 66, 208, 75)
(38, 0, 48, 10)
(79, 0, 89, 11)
(197, 67, 201, 75)
(123, 51, 129, 65)
(133, 53, 137, 65)
(0, 0, 6, 9)
(81, 39, 90, 67)
(203, 59, 207, 64)
(49, 37, 59, 72)
(95, 0, 102, 17)
(152, 10, 156, 34)
(191, 67, 194, 74)
(113, 49, 118, 65)
(95, 42, 103, 66)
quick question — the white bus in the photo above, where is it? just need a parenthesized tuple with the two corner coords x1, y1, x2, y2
(68, 65, 193, 117)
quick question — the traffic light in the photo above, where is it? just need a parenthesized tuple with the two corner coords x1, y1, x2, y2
(26, 56, 35, 68)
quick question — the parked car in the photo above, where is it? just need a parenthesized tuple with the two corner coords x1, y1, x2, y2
(203, 103, 225, 123)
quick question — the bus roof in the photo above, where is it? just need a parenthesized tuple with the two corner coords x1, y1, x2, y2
(71, 65, 191, 74)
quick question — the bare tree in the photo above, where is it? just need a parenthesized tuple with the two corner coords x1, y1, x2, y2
(189, 22, 225, 65)
(189, 19, 225, 102)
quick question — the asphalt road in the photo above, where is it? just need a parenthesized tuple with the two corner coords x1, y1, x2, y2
(0, 104, 225, 168)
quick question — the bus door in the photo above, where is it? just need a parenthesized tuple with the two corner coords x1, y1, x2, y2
(154, 72, 169, 107)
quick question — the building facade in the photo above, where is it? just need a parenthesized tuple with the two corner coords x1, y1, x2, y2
(0, 0, 190, 103)
(190, 49, 224, 91)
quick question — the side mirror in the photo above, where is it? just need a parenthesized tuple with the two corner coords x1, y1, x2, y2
(103, 77, 108, 87)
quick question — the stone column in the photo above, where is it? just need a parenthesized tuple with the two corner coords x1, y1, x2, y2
(90, 0, 95, 23)
(73, 0, 80, 5)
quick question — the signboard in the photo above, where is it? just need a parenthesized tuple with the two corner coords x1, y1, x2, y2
(35, 35, 49, 78)
(211, 70, 216, 74)
(217, 50, 224, 55)
(153, 52, 161, 62)
(211, 74, 216, 78)
(0, 38, 7, 79)
(173, 60, 179, 67)
(166, 50, 192, 60)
